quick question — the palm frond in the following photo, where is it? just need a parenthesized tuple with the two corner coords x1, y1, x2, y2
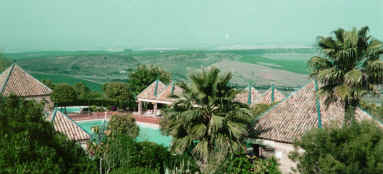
(192, 140, 208, 161)
(367, 60, 383, 83)
(308, 56, 332, 76)
(344, 69, 366, 87)
(334, 84, 352, 101)
(317, 68, 343, 85)
(334, 28, 345, 43)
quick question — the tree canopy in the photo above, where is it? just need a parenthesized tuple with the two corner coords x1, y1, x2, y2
(0, 95, 96, 174)
(74, 82, 91, 99)
(290, 120, 383, 174)
(107, 114, 139, 138)
(103, 82, 135, 110)
(308, 26, 383, 124)
(0, 53, 11, 72)
(127, 64, 171, 95)
(160, 67, 253, 172)
(42, 79, 56, 90)
(51, 83, 78, 105)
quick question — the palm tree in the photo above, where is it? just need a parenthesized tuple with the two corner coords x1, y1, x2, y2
(308, 26, 383, 125)
(160, 67, 253, 171)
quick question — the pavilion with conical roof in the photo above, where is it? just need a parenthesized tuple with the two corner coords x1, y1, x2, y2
(255, 84, 286, 105)
(250, 81, 382, 173)
(136, 79, 167, 115)
(157, 81, 183, 103)
(0, 64, 53, 111)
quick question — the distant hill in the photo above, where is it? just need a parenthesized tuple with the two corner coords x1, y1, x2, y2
(5, 48, 318, 91)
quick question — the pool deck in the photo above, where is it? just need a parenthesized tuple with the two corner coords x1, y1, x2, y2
(68, 112, 160, 124)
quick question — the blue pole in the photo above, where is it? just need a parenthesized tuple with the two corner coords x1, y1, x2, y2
(154, 80, 159, 97)
(271, 84, 275, 103)
(248, 83, 252, 105)
(170, 81, 175, 95)
(314, 80, 322, 128)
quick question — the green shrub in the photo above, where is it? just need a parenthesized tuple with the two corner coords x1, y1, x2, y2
(290, 120, 383, 174)
(108, 114, 139, 138)
(0, 96, 97, 174)
(89, 134, 171, 174)
(168, 154, 200, 174)
(131, 141, 171, 174)
(110, 167, 160, 174)
(215, 154, 281, 174)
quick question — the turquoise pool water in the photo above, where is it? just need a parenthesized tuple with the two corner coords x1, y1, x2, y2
(77, 120, 172, 147)
(57, 106, 85, 113)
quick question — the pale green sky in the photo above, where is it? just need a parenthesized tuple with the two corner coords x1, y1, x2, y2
(0, 0, 382, 51)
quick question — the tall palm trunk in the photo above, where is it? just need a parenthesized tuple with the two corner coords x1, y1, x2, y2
(344, 99, 357, 126)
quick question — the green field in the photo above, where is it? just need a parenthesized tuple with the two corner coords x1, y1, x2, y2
(5, 48, 318, 90)
(31, 73, 103, 92)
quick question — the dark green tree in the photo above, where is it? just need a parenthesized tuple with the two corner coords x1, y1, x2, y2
(0, 53, 11, 72)
(41, 79, 56, 90)
(103, 82, 134, 110)
(308, 26, 383, 125)
(74, 82, 91, 99)
(0, 95, 97, 174)
(88, 134, 171, 174)
(51, 83, 78, 105)
(127, 64, 171, 95)
(110, 167, 159, 174)
(290, 121, 383, 174)
(160, 67, 253, 172)
(215, 154, 281, 174)
(107, 114, 139, 138)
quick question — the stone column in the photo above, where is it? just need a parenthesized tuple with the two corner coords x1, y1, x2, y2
(153, 103, 158, 115)
(138, 101, 142, 115)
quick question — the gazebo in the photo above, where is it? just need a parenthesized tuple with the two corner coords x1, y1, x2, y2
(0, 64, 53, 111)
(157, 81, 184, 104)
(136, 80, 167, 115)
(136, 80, 183, 116)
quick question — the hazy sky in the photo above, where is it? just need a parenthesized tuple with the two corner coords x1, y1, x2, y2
(0, 0, 382, 51)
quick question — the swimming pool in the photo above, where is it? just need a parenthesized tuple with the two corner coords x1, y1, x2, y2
(57, 106, 87, 114)
(76, 120, 172, 147)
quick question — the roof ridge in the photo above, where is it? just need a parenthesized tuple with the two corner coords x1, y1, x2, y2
(0, 64, 16, 95)
(50, 109, 58, 122)
(13, 64, 53, 93)
(255, 81, 314, 121)
(54, 109, 92, 136)
(157, 81, 177, 98)
(137, 80, 166, 99)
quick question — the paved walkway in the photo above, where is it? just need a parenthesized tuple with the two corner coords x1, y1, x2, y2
(68, 112, 161, 124)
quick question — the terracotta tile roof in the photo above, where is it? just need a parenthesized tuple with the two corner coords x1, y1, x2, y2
(49, 110, 91, 141)
(157, 81, 184, 102)
(137, 80, 166, 100)
(255, 81, 381, 144)
(234, 86, 261, 105)
(255, 87, 286, 105)
(0, 64, 52, 97)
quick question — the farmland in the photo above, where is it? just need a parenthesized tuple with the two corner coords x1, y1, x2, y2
(5, 48, 318, 91)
